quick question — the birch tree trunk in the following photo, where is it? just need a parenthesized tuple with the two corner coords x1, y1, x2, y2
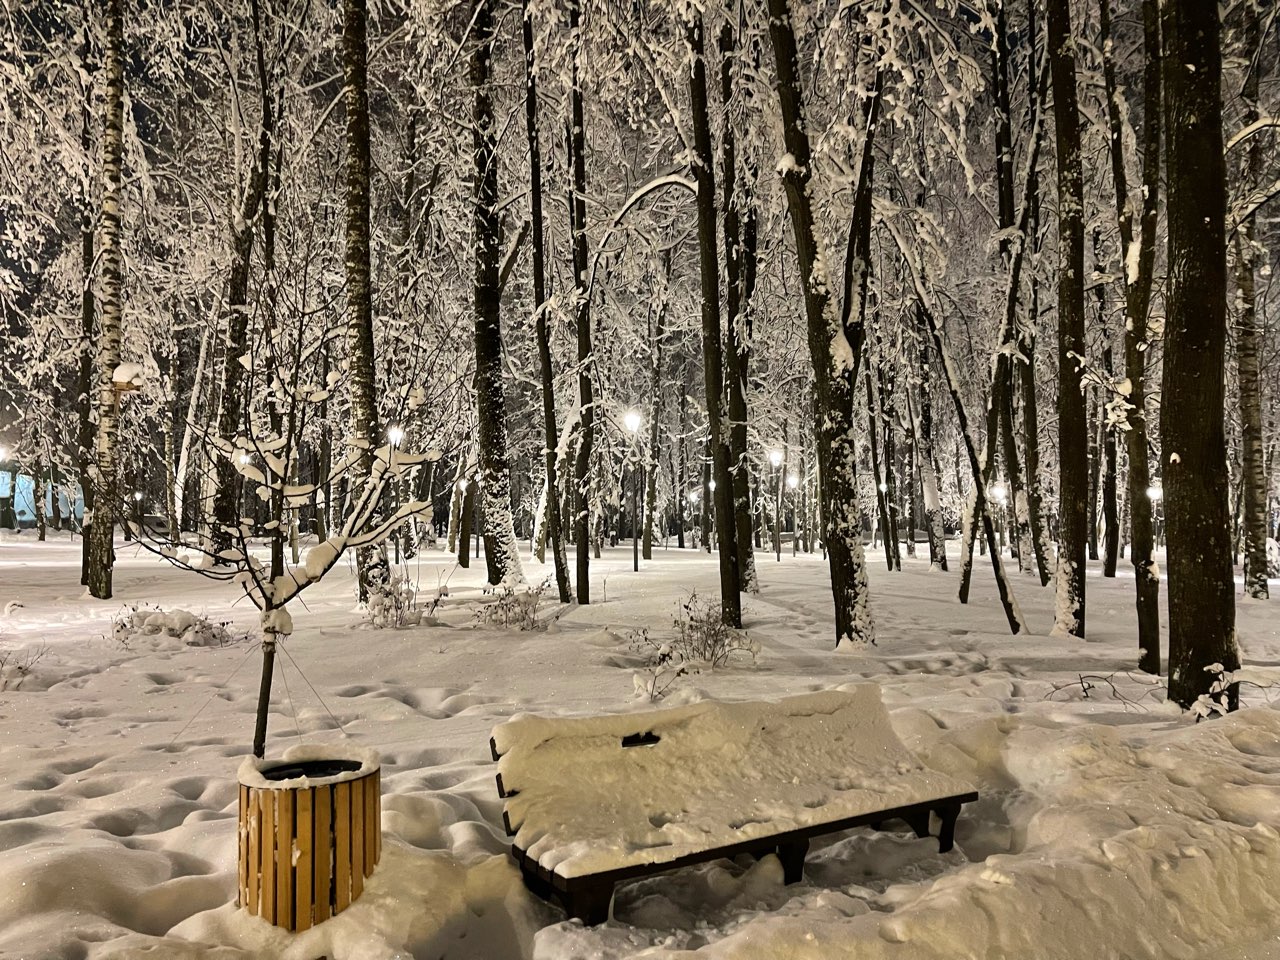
(522, 0, 571, 602)
(1048, 0, 1088, 637)
(86, 0, 125, 600)
(766, 0, 873, 644)
(77, 10, 96, 585)
(686, 8, 740, 627)
(1161, 0, 1240, 708)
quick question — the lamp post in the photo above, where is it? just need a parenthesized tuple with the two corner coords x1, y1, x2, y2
(1147, 485, 1163, 549)
(386, 426, 405, 562)
(625, 410, 642, 571)
(787, 473, 799, 556)
(991, 482, 1009, 555)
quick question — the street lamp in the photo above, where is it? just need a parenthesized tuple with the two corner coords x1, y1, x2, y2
(769, 449, 784, 561)
(1146, 485, 1163, 501)
(625, 410, 642, 571)
(991, 483, 1009, 555)
(387, 425, 405, 447)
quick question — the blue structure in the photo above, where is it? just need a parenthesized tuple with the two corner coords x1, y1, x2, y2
(0, 470, 83, 527)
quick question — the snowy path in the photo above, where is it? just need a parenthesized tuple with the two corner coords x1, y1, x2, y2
(1, 531, 1279, 959)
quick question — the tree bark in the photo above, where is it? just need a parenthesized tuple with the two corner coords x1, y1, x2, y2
(1235, 0, 1269, 601)
(211, 0, 274, 551)
(719, 6, 757, 595)
(77, 9, 96, 584)
(913, 306, 948, 570)
(766, 0, 874, 644)
(1100, 0, 1160, 671)
(1048, 0, 1088, 637)
(568, 0, 594, 603)
(686, 8, 741, 627)
(642, 295, 666, 561)
(522, 0, 571, 602)
(87, 0, 125, 600)
(1161, 0, 1240, 708)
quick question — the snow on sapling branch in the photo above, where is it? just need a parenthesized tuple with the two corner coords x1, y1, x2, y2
(1191, 663, 1276, 720)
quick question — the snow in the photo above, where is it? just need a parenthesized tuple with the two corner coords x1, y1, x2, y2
(494, 687, 975, 878)
(237, 744, 379, 790)
(111, 361, 145, 387)
(1, 531, 1279, 960)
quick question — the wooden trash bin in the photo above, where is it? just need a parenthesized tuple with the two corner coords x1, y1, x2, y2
(238, 747, 381, 931)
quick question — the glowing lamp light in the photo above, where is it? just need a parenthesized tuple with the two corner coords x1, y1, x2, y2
(133, 491, 143, 502)
(238, 452, 251, 465)
(787, 474, 799, 490)
(387, 425, 405, 447)
(878, 482, 888, 493)
(687, 491, 699, 503)
(709, 479, 717, 492)
(458, 478, 469, 492)
(991, 482, 1008, 505)
(624, 410, 642, 434)
(769, 449, 783, 468)
(1147, 485, 1163, 501)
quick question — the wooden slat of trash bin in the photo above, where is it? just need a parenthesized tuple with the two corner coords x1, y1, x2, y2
(238, 754, 380, 931)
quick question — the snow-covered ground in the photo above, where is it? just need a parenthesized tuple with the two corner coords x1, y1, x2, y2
(1, 530, 1279, 959)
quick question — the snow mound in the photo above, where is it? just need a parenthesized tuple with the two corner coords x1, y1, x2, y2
(112, 607, 241, 652)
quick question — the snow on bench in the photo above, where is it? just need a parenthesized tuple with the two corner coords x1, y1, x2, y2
(489, 686, 978, 924)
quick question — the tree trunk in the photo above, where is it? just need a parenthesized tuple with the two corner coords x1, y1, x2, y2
(865, 360, 896, 571)
(77, 10, 96, 584)
(765, 0, 874, 644)
(212, 0, 274, 551)
(686, 9, 741, 627)
(568, 0, 594, 603)
(719, 6, 757, 596)
(523, 0, 571, 602)
(642, 296, 666, 561)
(1048, 0, 1088, 637)
(1161, 0, 1240, 708)
(343, 0, 383, 599)
(1101, 346, 1119, 577)
(1235, 0, 1268, 601)
(1100, 0, 1160, 672)
(87, 0, 125, 600)
(465, 0, 523, 587)
(913, 307, 948, 570)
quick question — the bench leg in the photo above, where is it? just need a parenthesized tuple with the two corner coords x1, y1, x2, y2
(777, 838, 809, 884)
(566, 882, 614, 926)
(904, 811, 931, 840)
(936, 803, 961, 854)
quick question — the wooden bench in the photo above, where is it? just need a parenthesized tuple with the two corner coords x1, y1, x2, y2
(489, 686, 978, 925)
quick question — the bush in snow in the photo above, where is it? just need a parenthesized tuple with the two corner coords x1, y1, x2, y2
(0, 645, 50, 692)
(365, 559, 421, 629)
(475, 578, 554, 631)
(627, 628, 689, 701)
(672, 592, 760, 668)
(112, 604, 242, 651)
